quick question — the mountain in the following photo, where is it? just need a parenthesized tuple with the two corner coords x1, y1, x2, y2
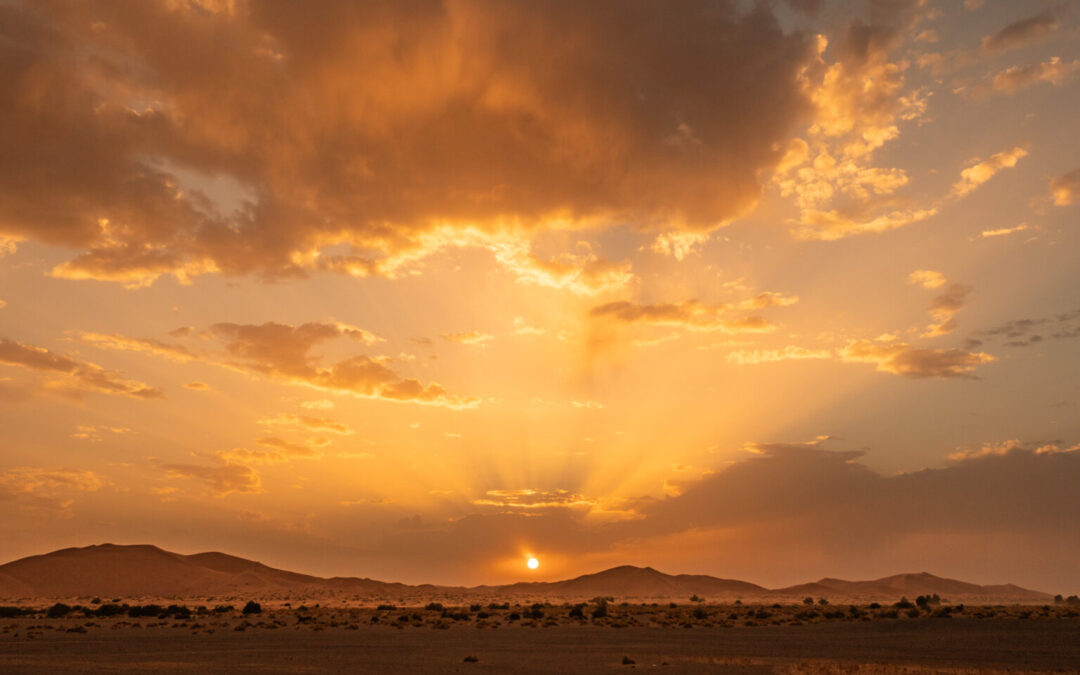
(486, 565, 766, 598)
(0, 544, 1054, 603)
(774, 572, 1050, 604)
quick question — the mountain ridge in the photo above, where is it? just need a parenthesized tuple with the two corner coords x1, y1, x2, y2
(0, 544, 1055, 603)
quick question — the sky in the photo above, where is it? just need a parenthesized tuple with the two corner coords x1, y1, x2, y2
(1, 0, 1079, 592)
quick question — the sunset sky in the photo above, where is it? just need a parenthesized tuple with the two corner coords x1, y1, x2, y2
(1, 0, 1079, 592)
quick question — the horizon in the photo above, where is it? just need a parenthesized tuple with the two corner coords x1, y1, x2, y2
(2, 0, 1080, 595)
(2, 541, 1064, 598)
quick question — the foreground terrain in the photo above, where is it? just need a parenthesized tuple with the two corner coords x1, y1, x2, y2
(2, 602, 1079, 673)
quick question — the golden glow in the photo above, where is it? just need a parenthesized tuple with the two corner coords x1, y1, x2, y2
(527, 557, 540, 570)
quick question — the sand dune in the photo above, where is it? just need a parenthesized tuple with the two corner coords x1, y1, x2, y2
(0, 544, 1053, 603)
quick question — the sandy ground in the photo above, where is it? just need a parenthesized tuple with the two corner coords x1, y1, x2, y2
(2, 616, 1079, 673)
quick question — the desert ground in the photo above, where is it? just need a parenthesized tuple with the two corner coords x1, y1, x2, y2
(2, 601, 1079, 673)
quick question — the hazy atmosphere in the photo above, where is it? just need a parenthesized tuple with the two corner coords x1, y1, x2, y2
(1, 0, 1079, 594)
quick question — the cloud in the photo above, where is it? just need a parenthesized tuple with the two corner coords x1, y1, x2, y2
(727, 337, 991, 377)
(441, 331, 495, 346)
(947, 439, 1078, 463)
(512, 317, 545, 336)
(838, 339, 994, 378)
(737, 292, 800, 310)
(300, 399, 335, 410)
(907, 269, 946, 289)
(473, 488, 597, 510)
(70, 424, 131, 442)
(183, 381, 210, 390)
(1051, 168, 1080, 206)
(977, 224, 1029, 239)
(160, 462, 262, 496)
(83, 321, 473, 408)
(791, 206, 937, 241)
(650, 231, 711, 260)
(981, 11, 1058, 53)
(975, 308, 1080, 347)
(0, 467, 108, 511)
(951, 146, 1028, 198)
(726, 346, 832, 365)
(923, 283, 973, 338)
(258, 414, 354, 435)
(588, 299, 781, 334)
(211, 322, 471, 407)
(990, 57, 1080, 95)
(79, 332, 199, 362)
(571, 400, 605, 410)
(256, 436, 329, 458)
(215, 436, 328, 465)
(627, 441, 1080, 560)
(0, 1, 814, 286)
(775, 8, 936, 241)
(0, 338, 163, 399)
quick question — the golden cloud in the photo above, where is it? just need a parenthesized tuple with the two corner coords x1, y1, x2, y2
(991, 57, 1080, 95)
(0, 1, 814, 286)
(160, 462, 262, 497)
(951, 146, 1028, 198)
(0, 467, 108, 511)
(726, 346, 832, 365)
(589, 299, 783, 334)
(258, 414, 354, 436)
(908, 269, 946, 289)
(82, 321, 473, 408)
(839, 339, 994, 378)
(441, 331, 495, 346)
(1050, 168, 1080, 206)
(0, 338, 163, 399)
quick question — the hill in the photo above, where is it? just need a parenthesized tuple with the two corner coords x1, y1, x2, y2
(0, 544, 1054, 604)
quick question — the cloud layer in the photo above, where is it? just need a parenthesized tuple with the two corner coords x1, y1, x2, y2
(0, 0, 813, 286)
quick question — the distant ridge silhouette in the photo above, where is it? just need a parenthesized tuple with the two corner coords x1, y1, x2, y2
(0, 544, 1054, 603)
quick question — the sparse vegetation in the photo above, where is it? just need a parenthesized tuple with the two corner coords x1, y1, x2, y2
(242, 601, 262, 615)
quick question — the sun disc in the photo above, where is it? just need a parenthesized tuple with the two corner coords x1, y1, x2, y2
(527, 557, 539, 570)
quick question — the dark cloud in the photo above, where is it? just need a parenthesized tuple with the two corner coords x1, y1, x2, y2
(981, 11, 1058, 53)
(924, 283, 973, 337)
(337, 441, 1080, 588)
(0, 0, 813, 286)
(975, 309, 1080, 347)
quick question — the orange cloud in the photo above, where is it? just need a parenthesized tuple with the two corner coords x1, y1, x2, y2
(82, 321, 473, 408)
(991, 57, 1080, 94)
(908, 269, 946, 289)
(1050, 168, 1080, 206)
(0, 338, 163, 400)
(589, 299, 784, 334)
(160, 462, 262, 497)
(839, 339, 994, 378)
(951, 146, 1028, 198)
(441, 331, 495, 346)
(0, 467, 108, 512)
(726, 346, 832, 365)
(258, 414, 354, 436)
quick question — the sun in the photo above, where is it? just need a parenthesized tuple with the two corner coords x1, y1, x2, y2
(526, 557, 539, 570)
